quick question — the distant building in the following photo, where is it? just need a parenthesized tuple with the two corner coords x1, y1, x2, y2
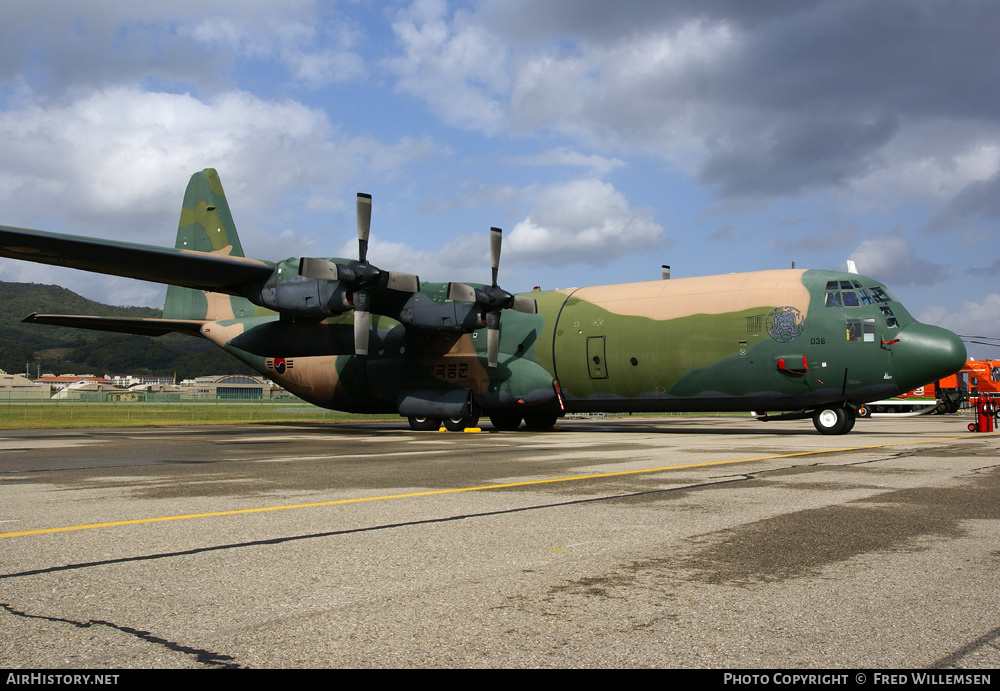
(51, 379, 122, 400)
(10, 372, 288, 402)
(33, 375, 114, 391)
(0, 370, 49, 400)
(189, 375, 270, 400)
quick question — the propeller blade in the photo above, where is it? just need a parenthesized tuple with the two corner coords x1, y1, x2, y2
(511, 295, 537, 315)
(354, 309, 370, 356)
(447, 282, 478, 303)
(299, 257, 340, 281)
(490, 227, 501, 287)
(386, 271, 420, 293)
(357, 193, 372, 263)
(486, 310, 501, 368)
(353, 289, 371, 356)
(487, 326, 500, 368)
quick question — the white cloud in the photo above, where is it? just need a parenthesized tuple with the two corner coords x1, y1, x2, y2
(387, 0, 511, 134)
(505, 179, 666, 265)
(845, 121, 1000, 209)
(0, 86, 441, 233)
(182, 8, 368, 88)
(0, 87, 333, 232)
(848, 236, 952, 287)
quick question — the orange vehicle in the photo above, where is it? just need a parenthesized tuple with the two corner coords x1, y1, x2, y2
(960, 359, 1000, 404)
(858, 360, 999, 416)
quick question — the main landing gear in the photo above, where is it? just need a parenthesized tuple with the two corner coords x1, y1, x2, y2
(406, 415, 482, 431)
(811, 406, 857, 435)
(486, 410, 559, 431)
(407, 409, 559, 432)
(405, 414, 483, 431)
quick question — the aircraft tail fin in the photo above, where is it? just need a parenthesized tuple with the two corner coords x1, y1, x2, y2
(163, 169, 257, 320)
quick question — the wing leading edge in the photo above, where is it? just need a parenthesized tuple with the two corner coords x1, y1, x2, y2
(23, 313, 207, 338)
(0, 225, 274, 295)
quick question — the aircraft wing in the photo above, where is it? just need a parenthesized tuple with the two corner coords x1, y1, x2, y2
(23, 313, 207, 338)
(0, 225, 274, 295)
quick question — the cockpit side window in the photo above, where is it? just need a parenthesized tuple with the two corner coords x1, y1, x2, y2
(870, 286, 894, 303)
(880, 306, 898, 328)
(846, 318, 876, 342)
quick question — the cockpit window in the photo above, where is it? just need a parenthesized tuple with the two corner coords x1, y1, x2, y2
(870, 286, 894, 303)
(825, 281, 897, 308)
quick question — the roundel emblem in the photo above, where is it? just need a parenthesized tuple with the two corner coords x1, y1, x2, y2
(273, 357, 287, 374)
(766, 306, 804, 343)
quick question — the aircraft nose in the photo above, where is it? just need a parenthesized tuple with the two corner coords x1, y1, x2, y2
(891, 322, 966, 392)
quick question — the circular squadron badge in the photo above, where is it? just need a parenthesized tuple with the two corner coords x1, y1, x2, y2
(766, 306, 804, 343)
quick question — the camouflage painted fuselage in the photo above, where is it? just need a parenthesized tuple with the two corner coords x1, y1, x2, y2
(197, 267, 964, 419)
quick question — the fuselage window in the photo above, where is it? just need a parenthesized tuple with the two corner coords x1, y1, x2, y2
(825, 291, 843, 308)
(842, 291, 860, 307)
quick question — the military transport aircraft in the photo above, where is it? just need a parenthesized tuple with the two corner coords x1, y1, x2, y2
(0, 169, 966, 434)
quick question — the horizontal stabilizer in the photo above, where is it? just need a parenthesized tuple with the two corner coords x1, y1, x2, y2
(0, 225, 274, 296)
(23, 313, 207, 338)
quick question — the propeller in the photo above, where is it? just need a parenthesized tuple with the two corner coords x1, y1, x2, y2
(299, 193, 420, 356)
(448, 227, 537, 368)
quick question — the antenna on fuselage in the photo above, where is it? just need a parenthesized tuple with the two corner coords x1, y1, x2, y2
(846, 259, 859, 274)
(661, 265, 670, 280)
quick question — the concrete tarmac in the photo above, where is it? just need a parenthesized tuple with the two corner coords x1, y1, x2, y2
(0, 415, 998, 668)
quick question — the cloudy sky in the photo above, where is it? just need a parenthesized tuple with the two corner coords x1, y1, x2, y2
(1, 0, 998, 357)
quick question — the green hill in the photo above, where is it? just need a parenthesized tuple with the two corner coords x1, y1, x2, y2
(0, 282, 254, 380)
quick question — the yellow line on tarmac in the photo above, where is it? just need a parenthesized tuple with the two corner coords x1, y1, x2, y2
(1, 432, 991, 540)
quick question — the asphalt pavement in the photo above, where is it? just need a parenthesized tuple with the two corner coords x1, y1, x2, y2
(1, 415, 997, 668)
